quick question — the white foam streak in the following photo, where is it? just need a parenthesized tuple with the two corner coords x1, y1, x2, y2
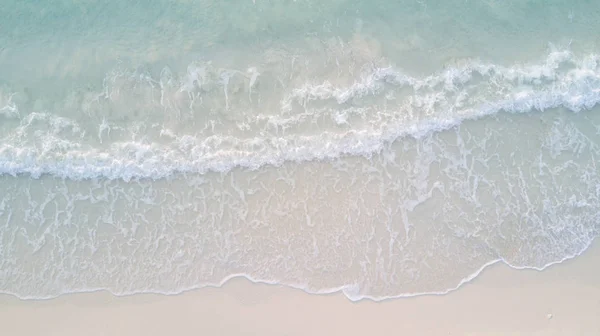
(0, 92, 20, 118)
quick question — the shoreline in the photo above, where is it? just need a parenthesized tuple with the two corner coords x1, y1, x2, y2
(1, 237, 594, 302)
(1, 239, 599, 335)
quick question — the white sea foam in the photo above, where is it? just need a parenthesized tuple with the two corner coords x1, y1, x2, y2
(0, 92, 20, 118)
(0, 51, 599, 181)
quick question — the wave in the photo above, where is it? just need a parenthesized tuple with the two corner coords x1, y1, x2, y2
(0, 50, 599, 181)
(1, 50, 600, 300)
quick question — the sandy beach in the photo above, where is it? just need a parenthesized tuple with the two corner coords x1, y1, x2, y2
(1, 241, 599, 336)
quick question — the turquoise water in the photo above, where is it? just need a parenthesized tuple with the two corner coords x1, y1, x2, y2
(1, 0, 600, 300)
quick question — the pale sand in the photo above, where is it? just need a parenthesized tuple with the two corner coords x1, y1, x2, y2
(1, 241, 599, 336)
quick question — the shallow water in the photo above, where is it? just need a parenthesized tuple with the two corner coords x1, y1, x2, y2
(1, 0, 600, 301)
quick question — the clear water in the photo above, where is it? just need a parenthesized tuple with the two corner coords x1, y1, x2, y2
(1, 0, 600, 300)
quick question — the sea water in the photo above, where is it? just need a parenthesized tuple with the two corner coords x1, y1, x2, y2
(1, 0, 600, 301)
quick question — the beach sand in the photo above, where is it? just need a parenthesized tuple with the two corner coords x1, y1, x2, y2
(1, 241, 599, 336)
